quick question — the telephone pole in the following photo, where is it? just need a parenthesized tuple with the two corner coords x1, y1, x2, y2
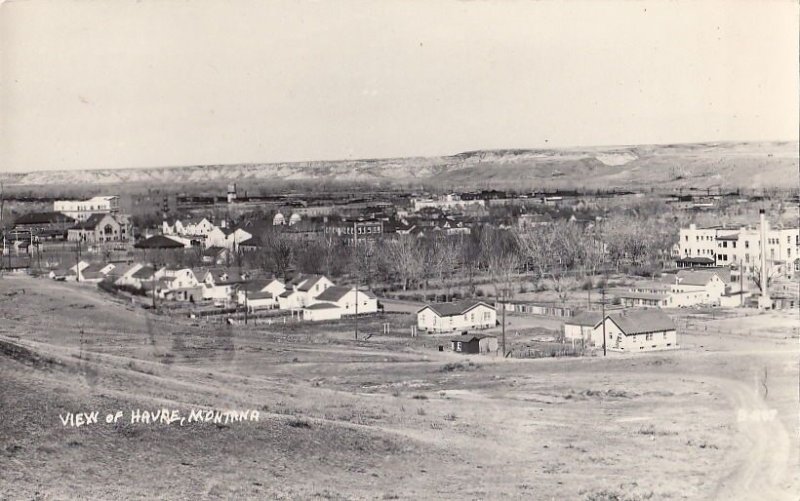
(501, 290, 506, 357)
(75, 239, 82, 283)
(601, 287, 607, 357)
(244, 288, 249, 325)
(354, 220, 359, 340)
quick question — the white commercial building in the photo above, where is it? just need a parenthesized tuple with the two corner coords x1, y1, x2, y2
(679, 222, 799, 276)
(54, 196, 119, 222)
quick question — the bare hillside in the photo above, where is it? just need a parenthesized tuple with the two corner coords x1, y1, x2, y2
(2, 141, 796, 190)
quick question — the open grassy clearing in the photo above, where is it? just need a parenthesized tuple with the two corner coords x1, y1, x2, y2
(1, 275, 797, 500)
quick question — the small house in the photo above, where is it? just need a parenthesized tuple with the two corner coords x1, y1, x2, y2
(311, 286, 378, 316)
(302, 302, 343, 322)
(277, 274, 334, 310)
(417, 300, 496, 333)
(236, 278, 285, 311)
(594, 309, 678, 352)
(563, 311, 605, 345)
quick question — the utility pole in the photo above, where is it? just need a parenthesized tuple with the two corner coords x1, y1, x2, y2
(75, 239, 82, 283)
(501, 290, 506, 357)
(244, 287, 249, 325)
(354, 220, 358, 340)
(601, 287, 607, 357)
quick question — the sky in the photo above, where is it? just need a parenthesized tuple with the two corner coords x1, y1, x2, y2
(1, 0, 798, 173)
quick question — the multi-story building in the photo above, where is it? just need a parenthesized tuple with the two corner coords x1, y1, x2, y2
(325, 218, 384, 239)
(679, 221, 799, 276)
(54, 196, 119, 222)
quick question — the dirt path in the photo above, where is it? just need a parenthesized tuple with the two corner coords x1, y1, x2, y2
(708, 375, 794, 501)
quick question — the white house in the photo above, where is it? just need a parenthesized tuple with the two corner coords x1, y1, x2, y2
(563, 311, 605, 345)
(109, 263, 144, 286)
(78, 262, 116, 282)
(68, 260, 91, 276)
(593, 310, 678, 352)
(236, 278, 285, 310)
(416, 300, 496, 333)
(125, 265, 166, 290)
(197, 268, 249, 303)
(310, 286, 378, 316)
(154, 267, 200, 300)
(277, 274, 335, 310)
(302, 302, 343, 322)
(666, 269, 729, 307)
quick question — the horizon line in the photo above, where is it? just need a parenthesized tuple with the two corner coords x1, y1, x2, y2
(3, 137, 798, 176)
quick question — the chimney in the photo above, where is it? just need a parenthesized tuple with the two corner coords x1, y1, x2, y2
(758, 209, 771, 309)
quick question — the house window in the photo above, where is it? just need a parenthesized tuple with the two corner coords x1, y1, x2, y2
(456, 341, 462, 352)
(483, 312, 491, 320)
(645, 333, 653, 341)
(745, 241, 749, 249)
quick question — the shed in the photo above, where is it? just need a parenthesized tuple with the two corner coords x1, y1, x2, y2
(450, 334, 498, 354)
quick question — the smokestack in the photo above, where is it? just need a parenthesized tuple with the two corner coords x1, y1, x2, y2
(758, 209, 771, 309)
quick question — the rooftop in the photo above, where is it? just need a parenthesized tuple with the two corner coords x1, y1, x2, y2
(419, 300, 493, 317)
(603, 310, 675, 335)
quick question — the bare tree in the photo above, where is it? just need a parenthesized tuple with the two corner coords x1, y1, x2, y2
(385, 235, 424, 291)
(267, 231, 294, 279)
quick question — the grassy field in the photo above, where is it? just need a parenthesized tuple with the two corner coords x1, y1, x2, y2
(1, 275, 798, 500)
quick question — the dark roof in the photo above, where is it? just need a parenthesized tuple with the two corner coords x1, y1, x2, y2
(450, 334, 496, 342)
(716, 233, 740, 241)
(304, 302, 340, 310)
(297, 275, 325, 292)
(203, 246, 226, 257)
(248, 291, 273, 300)
(567, 311, 604, 327)
(603, 310, 675, 335)
(134, 235, 185, 249)
(418, 300, 493, 317)
(131, 266, 155, 279)
(73, 213, 109, 230)
(14, 212, 75, 226)
(676, 257, 715, 264)
(82, 262, 110, 274)
(314, 286, 350, 302)
(237, 278, 274, 293)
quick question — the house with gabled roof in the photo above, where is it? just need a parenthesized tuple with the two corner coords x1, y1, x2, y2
(123, 265, 166, 289)
(108, 262, 143, 286)
(563, 310, 605, 344)
(78, 262, 116, 282)
(593, 309, 678, 352)
(202, 246, 230, 265)
(417, 300, 496, 333)
(278, 274, 334, 310)
(309, 286, 378, 316)
(197, 267, 249, 302)
(236, 278, 285, 311)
